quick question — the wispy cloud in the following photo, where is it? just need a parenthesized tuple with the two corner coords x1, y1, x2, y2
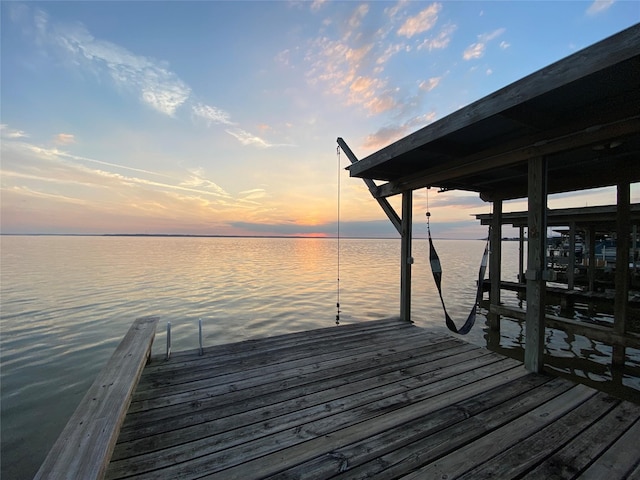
(310, 0, 327, 13)
(586, 0, 615, 15)
(362, 111, 437, 150)
(385, 0, 410, 21)
(180, 168, 230, 197)
(54, 133, 75, 145)
(2, 184, 90, 206)
(11, 5, 290, 149)
(348, 4, 369, 31)
(418, 76, 442, 92)
(463, 28, 506, 60)
(30, 10, 191, 116)
(418, 23, 456, 51)
(304, 5, 402, 116)
(25, 143, 174, 179)
(0, 124, 29, 138)
(349, 76, 398, 114)
(376, 43, 406, 68)
(192, 103, 234, 126)
(2, 138, 232, 200)
(362, 124, 408, 151)
(303, 1, 454, 120)
(226, 128, 294, 148)
(239, 188, 267, 201)
(397, 3, 442, 38)
(275, 48, 292, 67)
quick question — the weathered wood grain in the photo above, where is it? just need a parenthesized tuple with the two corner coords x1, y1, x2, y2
(580, 417, 640, 479)
(115, 339, 478, 445)
(398, 384, 597, 480)
(34, 316, 159, 480)
(126, 328, 452, 415)
(268, 374, 566, 480)
(99, 318, 640, 480)
(522, 400, 640, 479)
(456, 391, 622, 479)
(111, 346, 499, 462)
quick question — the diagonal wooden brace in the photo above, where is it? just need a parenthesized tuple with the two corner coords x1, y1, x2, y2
(337, 137, 402, 235)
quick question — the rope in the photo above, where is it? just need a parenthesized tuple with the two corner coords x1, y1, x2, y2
(336, 146, 341, 325)
(426, 188, 490, 335)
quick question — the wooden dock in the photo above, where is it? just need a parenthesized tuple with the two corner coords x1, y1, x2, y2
(99, 318, 640, 479)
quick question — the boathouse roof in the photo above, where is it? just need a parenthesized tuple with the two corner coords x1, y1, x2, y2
(348, 24, 640, 202)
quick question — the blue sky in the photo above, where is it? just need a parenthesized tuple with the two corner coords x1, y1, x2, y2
(1, 1, 638, 238)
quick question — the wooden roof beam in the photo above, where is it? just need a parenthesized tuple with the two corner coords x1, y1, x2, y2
(481, 153, 640, 202)
(368, 116, 639, 200)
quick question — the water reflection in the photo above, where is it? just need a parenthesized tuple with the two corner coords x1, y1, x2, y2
(2, 236, 639, 479)
(481, 295, 640, 403)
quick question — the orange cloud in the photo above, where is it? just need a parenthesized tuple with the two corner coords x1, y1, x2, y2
(397, 3, 442, 38)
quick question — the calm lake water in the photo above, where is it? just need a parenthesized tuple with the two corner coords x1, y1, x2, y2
(1, 235, 637, 479)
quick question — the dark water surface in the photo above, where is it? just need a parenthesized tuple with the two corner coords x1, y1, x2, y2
(1, 236, 637, 479)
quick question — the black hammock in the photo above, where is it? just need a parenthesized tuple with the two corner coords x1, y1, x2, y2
(428, 227, 490, 335)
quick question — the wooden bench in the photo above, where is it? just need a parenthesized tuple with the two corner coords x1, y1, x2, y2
(34, 316, 159, 480)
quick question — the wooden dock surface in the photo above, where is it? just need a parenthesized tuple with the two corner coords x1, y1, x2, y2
(35, 316, 159, 480)
(106, 318, 640, 479)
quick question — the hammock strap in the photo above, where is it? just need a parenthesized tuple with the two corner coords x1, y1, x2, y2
(428, 225, 490, 335)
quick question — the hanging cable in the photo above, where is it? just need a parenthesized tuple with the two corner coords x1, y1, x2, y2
(336, 145, 341, 325)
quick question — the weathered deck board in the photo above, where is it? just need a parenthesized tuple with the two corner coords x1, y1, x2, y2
(34, 316, 159, 480)
(114, 340, 481, 450)
(106, 318, 640, 480)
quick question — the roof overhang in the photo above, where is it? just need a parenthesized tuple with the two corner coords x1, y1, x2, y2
(348, 24, 640, 202)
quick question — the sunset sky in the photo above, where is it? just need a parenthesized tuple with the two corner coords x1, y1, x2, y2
(2, 1, 638, 238)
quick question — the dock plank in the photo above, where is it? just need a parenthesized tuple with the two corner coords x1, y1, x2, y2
(522, 399, 640, 479)
(107, 355, 520, 477)
(187, 364, 527, 480)
(103, 318, 640, 480)
(113, 341, 483, 453)
(579, 417, 640, 479)
(456, 391, 621, 479)
(132, 326, 440, 399)
(34, 316, 159, 480)
(397, 384, 597, 480)
(268, 375, 568, 480)
(125, 329, 453, 417)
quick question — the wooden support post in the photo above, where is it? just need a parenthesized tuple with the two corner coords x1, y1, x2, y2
(613, 181, 630, 366)
(489, 200, 502, 331)
(588, 225, 596, 292)
(633, 225, 638, 276)
(519, 226, 525, 284)
(400, 191, 413, 322)
(567, 222, 576, 290)
(525, 156, 547, 373)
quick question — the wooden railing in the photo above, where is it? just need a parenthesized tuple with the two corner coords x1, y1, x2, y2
(34, 316, 159, 480)
(489, 304, 640, 349)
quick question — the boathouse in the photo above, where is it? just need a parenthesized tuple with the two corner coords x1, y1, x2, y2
(342, 23, 640, 374)
(34, 25, 640, 480)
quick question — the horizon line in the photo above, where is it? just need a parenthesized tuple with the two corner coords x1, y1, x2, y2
(0, 232, 498, 241)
